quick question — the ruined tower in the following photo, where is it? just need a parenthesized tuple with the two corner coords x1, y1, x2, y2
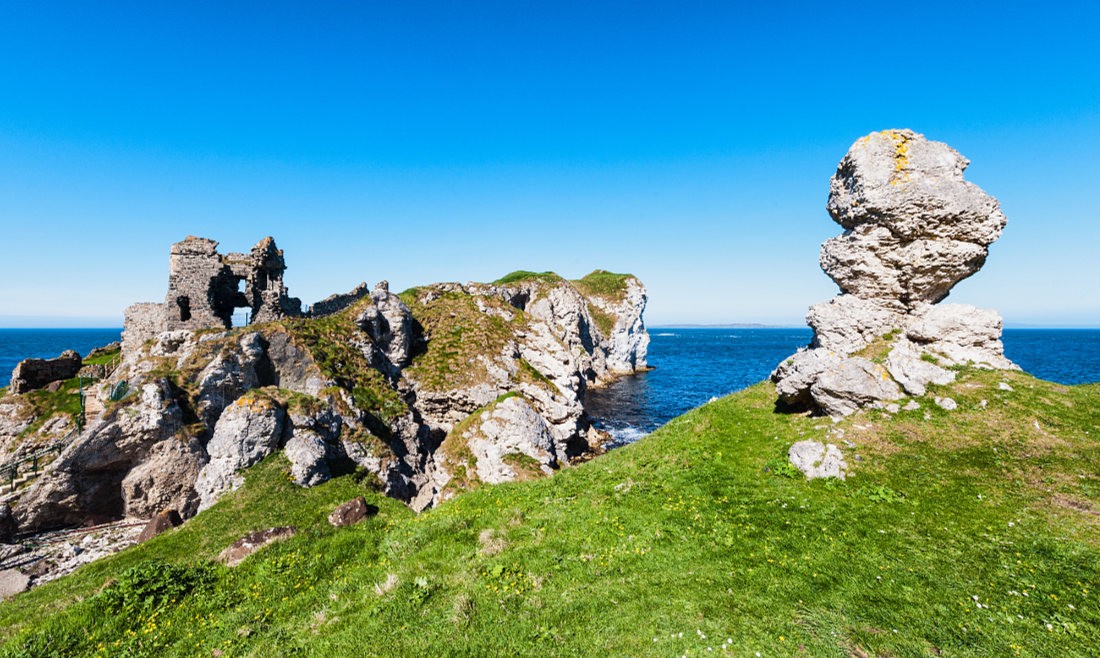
(123, 236, 303, 353)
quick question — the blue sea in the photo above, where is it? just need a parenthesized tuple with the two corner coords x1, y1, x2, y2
(586, 327, 1100, 444)
(0, 329, 123, 388)
(1, 328, 1097, 442)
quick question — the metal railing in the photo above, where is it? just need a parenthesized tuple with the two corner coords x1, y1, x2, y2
(0, 432, 73, 491)
(0, 353, 124, 495)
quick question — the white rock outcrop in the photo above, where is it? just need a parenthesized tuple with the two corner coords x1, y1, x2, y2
(773, 129, 1017, 417)
(194, 396, 286, 511)
(455, 395, 558, 486)
(788, 440, 848, 480)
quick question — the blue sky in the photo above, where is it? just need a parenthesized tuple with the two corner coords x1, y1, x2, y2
(1, 1, 1097, 327)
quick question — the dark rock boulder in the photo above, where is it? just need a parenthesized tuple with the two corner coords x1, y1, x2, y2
(0, 502, 16, 543)
(137, 509, 183, 542)
(328, 496, 378, 527)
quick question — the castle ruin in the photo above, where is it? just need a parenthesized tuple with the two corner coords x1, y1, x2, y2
(122, 236, 303, 353)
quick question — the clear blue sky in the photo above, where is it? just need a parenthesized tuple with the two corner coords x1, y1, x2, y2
(1, 1, 1097, 327)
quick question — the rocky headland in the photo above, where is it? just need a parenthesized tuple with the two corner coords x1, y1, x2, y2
(773, 129, 1017, 418)
(0, 240, 648, 588)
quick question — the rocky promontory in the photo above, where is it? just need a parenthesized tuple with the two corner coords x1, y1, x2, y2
(1, 240, 649, 547)
(773, 129, 1017, 417)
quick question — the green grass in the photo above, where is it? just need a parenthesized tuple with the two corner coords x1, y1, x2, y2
(81, 347, 121, 367)
(2, 369, 1098, 657)
(493, 271, 565, 286)
(570, 270, 633, 302)
(402, 290, 527, 392)
(15, 378, 84, 436)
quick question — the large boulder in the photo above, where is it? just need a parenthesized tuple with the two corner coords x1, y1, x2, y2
(284, 404, 346, 487)
(194, 394, 287, 511)
(905, 303, 1015, 368)
(435, 395, 559, 502)
(807, 294, 900, 354)
(809, 357, 902, 418)
(355, 281, 421, 373)
(788, 441, 848, 480)
(825, 129, 1006, 309)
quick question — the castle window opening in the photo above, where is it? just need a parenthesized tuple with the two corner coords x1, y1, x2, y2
(177, 296, 191, 321)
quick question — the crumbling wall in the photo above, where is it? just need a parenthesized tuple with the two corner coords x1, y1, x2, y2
(309, 282, 370, 318)
(9, 350, 83, 394)
(123, 236, 303, 355)
(122, 302, 169, 354)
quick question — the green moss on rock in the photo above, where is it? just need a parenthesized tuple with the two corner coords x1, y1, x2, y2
(402, 290, 526, 392)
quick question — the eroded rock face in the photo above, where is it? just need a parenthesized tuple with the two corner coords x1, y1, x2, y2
(284, 404, 346, 487)
(773, 129, 1016, 417)
(355, 281, 421, 375)
(14, 379, 206, 531)
(825, 129, 1006, 310)
(7, 236, 650, 537)
(461, 396, 556, 484)
(194, 395, 286, 511)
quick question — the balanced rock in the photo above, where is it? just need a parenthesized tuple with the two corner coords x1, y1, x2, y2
(773, 129, 1017, 417)
(824, 128, 1006, 311)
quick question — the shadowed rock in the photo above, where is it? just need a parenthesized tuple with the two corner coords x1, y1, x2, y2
(137, 509, 183, 542)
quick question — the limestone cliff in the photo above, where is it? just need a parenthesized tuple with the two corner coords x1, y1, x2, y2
(3, 246, 648, 532)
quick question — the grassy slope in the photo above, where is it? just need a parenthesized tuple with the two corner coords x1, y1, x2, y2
(1, 368, 1098, 657)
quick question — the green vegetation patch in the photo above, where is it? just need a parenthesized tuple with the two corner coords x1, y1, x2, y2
(277, 312, 406, 425)
(570, 269, 634, 302)
(853, 328, 901, 364)
(501, 451, 546, 480)
(586, 306, 616, 337)
(2, 370, 1098, 657)
(403, 290, 526, 392)
(492, 271, 564, 286)
(82, 347, 122, 367)
(16, 377, 84, 437)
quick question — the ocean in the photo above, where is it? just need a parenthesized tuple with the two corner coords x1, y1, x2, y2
(586, 327, 1100, 444)
(0, 329, 124, 388)
(1, 327, 1097, 444)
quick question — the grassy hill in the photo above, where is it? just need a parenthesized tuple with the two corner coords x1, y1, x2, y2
(1, 367, 1097, 657)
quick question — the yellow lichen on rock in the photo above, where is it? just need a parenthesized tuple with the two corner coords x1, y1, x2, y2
(880, 129, 911, 185)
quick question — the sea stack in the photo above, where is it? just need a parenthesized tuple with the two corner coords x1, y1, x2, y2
(772, 129, 1017, 417)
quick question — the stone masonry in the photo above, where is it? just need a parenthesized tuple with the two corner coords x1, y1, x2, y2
(9, 350, 83, 394)
(123, 236, 303, 353)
